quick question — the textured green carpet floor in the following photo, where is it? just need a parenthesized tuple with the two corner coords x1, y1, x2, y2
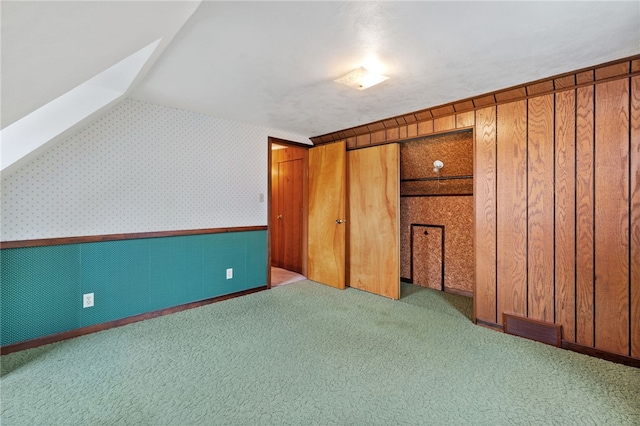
(1, 281, 639, 425)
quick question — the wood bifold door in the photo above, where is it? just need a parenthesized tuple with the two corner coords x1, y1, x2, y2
(307, 141, 346, 289)
(308, 142, 400, 299)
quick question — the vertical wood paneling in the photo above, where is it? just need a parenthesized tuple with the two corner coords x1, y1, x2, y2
(595, 62, 630, 80)
(497, 100, 528, 323)
(594, 79, 629, 355)
(554, 75, 576, 90)
(527, 94, 555, 323)
(577, 71, 594, 85)
(387, 127, 399, 141)
(407, 123, 418, 138)
(356, 134, 370, 147)
(371, 130, 386, 144)
(434, 116, 456, 132)
(474, 107, 497, 323)
(332, 69, 639, 358)
(555, 90, 576, 341)
(456, 112, 475, 128)
(631, 76, 640, 358)
(418, 120, 433, 135)
(576, 86, 595, 346)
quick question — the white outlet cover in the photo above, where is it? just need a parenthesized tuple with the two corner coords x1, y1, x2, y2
(83, 292, 94, 308)
(226, 268, 233, 279)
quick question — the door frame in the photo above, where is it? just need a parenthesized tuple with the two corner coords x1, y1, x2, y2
(394, 127, 476, 305)
(267, 137, 311, 288)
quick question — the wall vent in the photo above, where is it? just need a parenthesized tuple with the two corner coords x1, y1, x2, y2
(503, 313, 562, 347)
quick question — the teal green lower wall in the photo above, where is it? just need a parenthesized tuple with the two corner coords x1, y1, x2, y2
(0, 230, 267, 346)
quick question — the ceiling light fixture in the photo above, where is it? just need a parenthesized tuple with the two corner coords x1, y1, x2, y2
(334, 66, 389, 91)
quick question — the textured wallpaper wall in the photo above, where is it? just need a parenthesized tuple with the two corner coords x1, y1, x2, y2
(1, 99, 310, 240)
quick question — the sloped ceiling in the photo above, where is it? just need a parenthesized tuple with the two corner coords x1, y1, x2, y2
(3, 1, 640, 140)
(1, 0, 200, 128)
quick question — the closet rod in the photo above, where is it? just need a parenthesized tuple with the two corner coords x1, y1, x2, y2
(401, 174, 473, 183)
(400, 193, 472, 198)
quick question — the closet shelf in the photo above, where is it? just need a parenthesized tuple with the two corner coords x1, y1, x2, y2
(401, 174, 473, 183)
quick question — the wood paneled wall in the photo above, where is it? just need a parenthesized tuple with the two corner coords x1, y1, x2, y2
(632, 76, 640, 358)
(476, 76, 639, 358)
(323, 57, 640, 360)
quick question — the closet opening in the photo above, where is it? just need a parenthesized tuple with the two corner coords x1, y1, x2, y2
(267, 137, 310, 288)
(400, 129, 474, 306)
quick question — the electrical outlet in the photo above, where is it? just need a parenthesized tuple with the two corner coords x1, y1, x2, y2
(83, 293, 94, 308)
(226, 268, 233, 279)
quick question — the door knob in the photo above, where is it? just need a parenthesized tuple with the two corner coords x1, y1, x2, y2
(336, 219, 346, 224)
(277, 215, 283, 220)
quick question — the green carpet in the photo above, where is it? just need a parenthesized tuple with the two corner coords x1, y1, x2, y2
(1, 281, 639, 425)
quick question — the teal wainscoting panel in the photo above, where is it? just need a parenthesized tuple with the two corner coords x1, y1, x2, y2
(0, 230, 267, 346)
(245, 231, 268, 290)
(80, 239, 151, 326)
(204, 232, 245, 297)
(148, 236, 204, 312)
(1, 245, 81, 345)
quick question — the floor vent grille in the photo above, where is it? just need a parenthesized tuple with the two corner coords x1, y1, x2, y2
(503, 313, 562, 347)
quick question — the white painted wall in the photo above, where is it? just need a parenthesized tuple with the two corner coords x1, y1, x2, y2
(0, 99, 310, 241)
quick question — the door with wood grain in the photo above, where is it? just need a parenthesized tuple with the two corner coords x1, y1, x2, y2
(308, 141, 346, 289)
(271, 143, 308, 275)
(276, 158, 304, 272)
(348, 143, 400, 299)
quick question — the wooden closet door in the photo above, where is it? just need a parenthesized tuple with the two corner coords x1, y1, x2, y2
(308, 141, 346, 289)
(348, 144, 400, 299)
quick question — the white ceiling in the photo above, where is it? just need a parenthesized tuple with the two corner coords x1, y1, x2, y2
(3, 1, 640, 139)
(1, 0, 200, 128)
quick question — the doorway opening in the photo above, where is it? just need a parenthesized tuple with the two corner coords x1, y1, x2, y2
(399, 130, 474, 301)
(267, 137, 310, 288)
